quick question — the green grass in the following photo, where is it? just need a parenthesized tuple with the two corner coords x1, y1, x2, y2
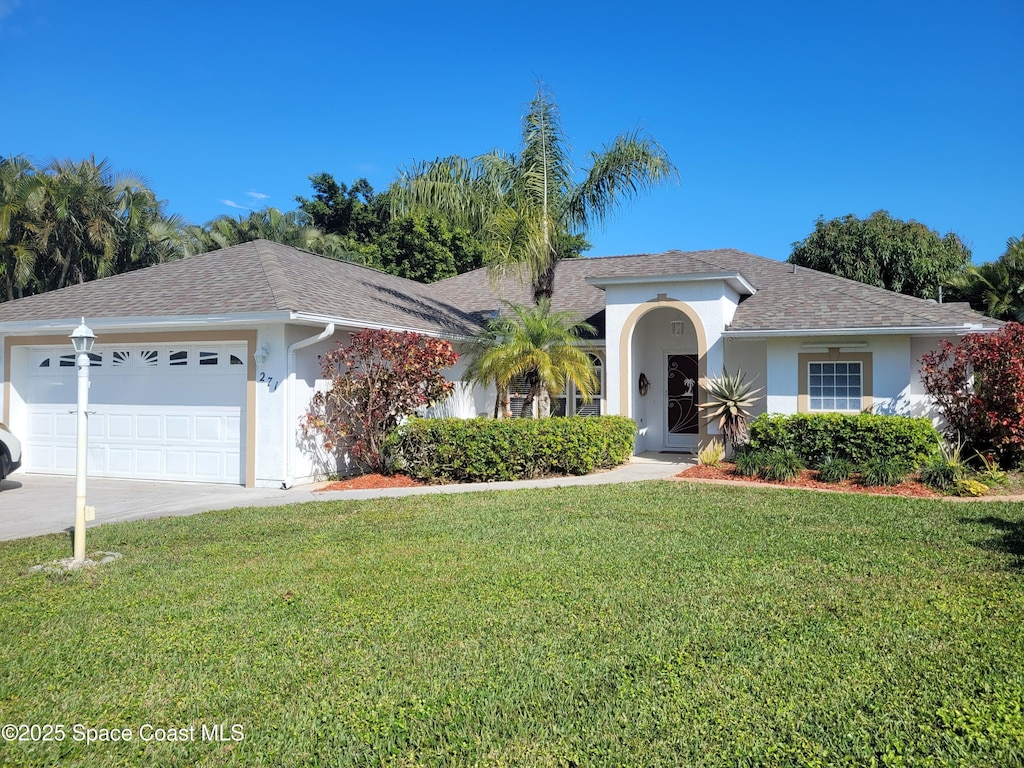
(1, 483, 1023, 767)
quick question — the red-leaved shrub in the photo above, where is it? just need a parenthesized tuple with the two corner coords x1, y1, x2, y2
(303, 329, 457, 473)
(919, 322, 1024, 467)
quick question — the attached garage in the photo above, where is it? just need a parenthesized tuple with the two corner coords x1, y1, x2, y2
(19, 341, 248, 484)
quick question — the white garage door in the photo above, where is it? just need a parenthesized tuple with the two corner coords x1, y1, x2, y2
(22, 343, 247, 484)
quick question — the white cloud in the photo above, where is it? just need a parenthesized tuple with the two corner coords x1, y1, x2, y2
(247, 191, 269, 201)
(221, 199, 250, 211)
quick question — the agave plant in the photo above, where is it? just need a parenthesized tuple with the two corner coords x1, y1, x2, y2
(700, 369, 764, 451)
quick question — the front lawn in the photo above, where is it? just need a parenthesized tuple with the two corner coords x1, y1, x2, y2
(1, 484, 1023, 767)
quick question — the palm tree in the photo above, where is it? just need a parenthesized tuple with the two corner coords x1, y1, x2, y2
(462, 312, 518, 418)
(187, 207, 367, 263)
(463, 300, 598, 418)
(30, 157, 152, 290)
(0, 155, 43, 300)
(945, 236, 1024, 321)
(392, 85, 677, 301)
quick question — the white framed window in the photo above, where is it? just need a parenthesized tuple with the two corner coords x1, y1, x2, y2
(552, 354, 604, 417)
(808, 361, 862, 411)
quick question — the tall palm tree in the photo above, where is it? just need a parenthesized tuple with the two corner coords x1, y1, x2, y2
(463, 300, 598, 418)
(0, 155, 43, 300)
(30, 157, 150, 290)
(392, 85, 677, 301)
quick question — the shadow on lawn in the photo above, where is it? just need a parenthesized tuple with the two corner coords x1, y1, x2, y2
(960, 515, 1024, 570)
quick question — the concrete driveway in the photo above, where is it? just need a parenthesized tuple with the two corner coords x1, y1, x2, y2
(0, 453, 692, 542)
(0, 474, 321, 542)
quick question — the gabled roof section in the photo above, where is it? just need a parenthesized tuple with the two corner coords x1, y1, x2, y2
(431, 248, 999, 336)
(0, 240, 482, 335)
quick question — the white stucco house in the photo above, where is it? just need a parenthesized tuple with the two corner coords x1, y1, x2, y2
(0, 239, 999, 488)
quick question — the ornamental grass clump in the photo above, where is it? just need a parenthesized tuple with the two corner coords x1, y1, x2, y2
(697, 439, 725, 467)
(860, 456, 912, 487)
(760, 448, 804, 482)
(816, 456, 854, 483)
(733, 446, 765, 478)
(920, 438, 968, 491)
(700, 369, 763, 451)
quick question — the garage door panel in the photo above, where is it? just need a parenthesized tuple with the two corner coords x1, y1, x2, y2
(29, 412, 55, 440)
(54, 413, 77, 439)
(165, 416, 191, 441)
(108, 414, 133, 440)
(22, 343, 246, 484)
(136, 450, 162, 475)
(108, 448, 133, 474)
(137, 415, 162, 440)
(164, 451, 192, 477)
(195, 416, 223, 441)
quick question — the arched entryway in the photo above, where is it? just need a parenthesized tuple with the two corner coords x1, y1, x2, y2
(618, 301, 708, 453)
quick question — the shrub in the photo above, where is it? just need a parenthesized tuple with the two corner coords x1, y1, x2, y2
(920, 322, 1024, 467)
(391, 416, 636, 483)
(302, 329, 457, 473)
(816, 456, 853, 483)
(860, 456, 911, 487)
(747, 413, 939, 468)
(974, 452, 1008, 486)
(698, 440, 725, 467)
(700, 369, 763, 450)
(732, 446, 764, 478)
(759, 448, 804, 482)
(919, 438, 968, 490)
(953, 478, 989, 497)
(919, 456, 965, 491)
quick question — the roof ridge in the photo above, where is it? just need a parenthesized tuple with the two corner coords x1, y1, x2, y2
(252, 240, 300, 311)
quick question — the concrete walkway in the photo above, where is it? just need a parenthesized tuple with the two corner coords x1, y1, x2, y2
(0, 452, 693, 542)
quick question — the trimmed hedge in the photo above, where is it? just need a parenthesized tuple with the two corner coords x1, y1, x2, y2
(391, 416, 637, 483)
(746, 413, 940, 468)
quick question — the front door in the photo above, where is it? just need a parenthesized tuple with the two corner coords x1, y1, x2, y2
(666, 354, 699, 451)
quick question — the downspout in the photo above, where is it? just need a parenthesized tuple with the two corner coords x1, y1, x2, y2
(282, 323, 335, 489)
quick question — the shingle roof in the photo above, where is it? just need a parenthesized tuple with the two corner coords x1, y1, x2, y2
(431, 248, 998, 334)
(0, 242, 997, 337)
(0, 240, 480, 335)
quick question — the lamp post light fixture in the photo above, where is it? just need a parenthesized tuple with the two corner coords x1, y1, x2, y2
(69, 318, 96, 563)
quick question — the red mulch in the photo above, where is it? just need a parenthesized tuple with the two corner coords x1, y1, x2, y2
(679, 462, 941, 498)
(317, 473, 425, 492)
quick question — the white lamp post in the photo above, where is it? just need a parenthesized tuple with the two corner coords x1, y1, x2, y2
(69, 318, 95, 563)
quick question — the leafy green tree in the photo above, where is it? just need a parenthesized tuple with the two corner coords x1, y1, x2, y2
(944, 236, 1024, 321)
(391, 84, 677, 301)
(296, 174, 380, 244)
(788, 210, 972, 299)
(297, 173, 487, 281)
(463, 299, 598, 418)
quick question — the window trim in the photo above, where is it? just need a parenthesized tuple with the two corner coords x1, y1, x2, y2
(797, 350, 872, 413)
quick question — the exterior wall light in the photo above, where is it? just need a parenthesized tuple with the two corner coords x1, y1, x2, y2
(254, 344, 270, 366)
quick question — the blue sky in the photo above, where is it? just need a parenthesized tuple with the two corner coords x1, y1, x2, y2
(2, 0, 1020, 264)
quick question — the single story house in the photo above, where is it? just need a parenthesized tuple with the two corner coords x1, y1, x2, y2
(0, 239, 999, 488)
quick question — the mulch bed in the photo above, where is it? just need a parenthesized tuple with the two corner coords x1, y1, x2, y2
(317, 473, 425, 492)
(679, 462, 942, 498)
